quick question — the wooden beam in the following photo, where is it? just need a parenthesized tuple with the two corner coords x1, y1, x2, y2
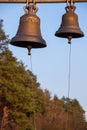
(0, 0, 87, 3)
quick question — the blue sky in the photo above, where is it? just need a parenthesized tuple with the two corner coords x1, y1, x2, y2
(0, 2, 87, 119)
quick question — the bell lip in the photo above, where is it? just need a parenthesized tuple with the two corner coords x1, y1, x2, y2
(10, 41, 47, 48)
(55, 30, 84, 38)
(10, 35, 47, 48)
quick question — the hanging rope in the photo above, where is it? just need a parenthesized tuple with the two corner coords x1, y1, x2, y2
(66, 43, 72, 130)
(29, 54, 33, 71)
(28, 52, 37, 130)
(68, 43, 71, 99)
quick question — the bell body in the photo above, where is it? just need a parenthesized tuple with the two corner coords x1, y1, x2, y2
(55, 7, 84, 39)
(10, 12, 46, 48)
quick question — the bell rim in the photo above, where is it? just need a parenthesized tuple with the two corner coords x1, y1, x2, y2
(10, 35, 47, 48)
(55, 28, 84, 38)
(55, 32, 84, 38)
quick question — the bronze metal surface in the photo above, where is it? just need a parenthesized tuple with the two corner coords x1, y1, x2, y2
(55, 5, 84, 41)
(10, 8, 47, 48)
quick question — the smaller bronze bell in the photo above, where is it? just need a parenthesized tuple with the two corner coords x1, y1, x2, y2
(10, 5, 47, 51)
(55, 5, 84, 43)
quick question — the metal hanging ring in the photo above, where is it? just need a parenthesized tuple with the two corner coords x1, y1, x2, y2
(32, 0, 38, 14)
(66, 0, 75, 9)
(23, 0, 38, 14)
(65, 3, 76, 12)
(66, 0, 70, 7)
(23, 0, 31, 13)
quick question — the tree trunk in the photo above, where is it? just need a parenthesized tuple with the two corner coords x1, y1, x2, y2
(1, 106, 9, 130)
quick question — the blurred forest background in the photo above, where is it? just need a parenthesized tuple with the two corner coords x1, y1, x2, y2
(0, 19, 87, 130)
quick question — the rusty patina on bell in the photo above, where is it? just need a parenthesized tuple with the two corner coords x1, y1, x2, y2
(10, 5, 47, 49)
(55, 5, 84, 43)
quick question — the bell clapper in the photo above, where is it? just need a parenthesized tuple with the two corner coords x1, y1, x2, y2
(27, 46, 32, 55)
(68, 36, 72, 44)
(27, 46, 33, 71)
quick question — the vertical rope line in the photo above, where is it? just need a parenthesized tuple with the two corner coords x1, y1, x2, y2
(29, 54, 33, 72)
(68, 43, 71, 99)
(66, 43, 72, 130)
(28, 54, 36, 130)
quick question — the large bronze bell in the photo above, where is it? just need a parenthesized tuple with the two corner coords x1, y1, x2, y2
(55, 5, 84, 43)
(10, 5, 47, 49)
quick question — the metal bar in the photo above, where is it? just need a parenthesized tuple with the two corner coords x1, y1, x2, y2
(0, 0, 87, 3)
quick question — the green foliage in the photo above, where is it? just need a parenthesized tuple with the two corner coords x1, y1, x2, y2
(0, 48, 46, 130)
(0, 19, 9, 53)
(0, 19, 6, 40)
